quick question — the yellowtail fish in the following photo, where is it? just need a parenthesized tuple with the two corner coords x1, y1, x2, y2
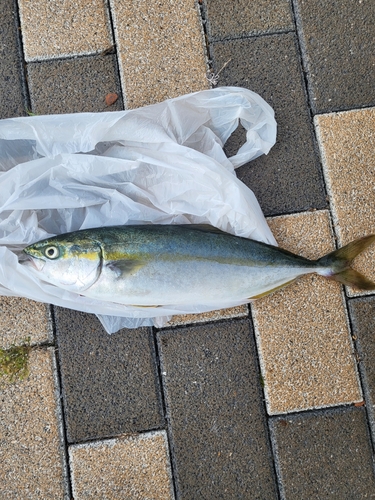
(22, 225, 375, 308)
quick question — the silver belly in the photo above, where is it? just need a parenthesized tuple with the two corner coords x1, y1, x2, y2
(83, 259, 316, 306)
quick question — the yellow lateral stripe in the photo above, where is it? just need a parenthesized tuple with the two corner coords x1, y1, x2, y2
(103, 251, 142, 261)
(68, 251, 100, 261)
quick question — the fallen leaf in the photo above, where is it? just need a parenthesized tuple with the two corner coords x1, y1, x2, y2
(101, 45, 115, 56)
(354, 401, 365, 407)
(105, 92, 118, 106)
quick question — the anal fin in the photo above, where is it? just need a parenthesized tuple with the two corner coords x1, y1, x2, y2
(248, 278, 297, 300)
(131, 304, 163, 308)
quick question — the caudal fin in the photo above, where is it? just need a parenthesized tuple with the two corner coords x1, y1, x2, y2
(317, 234, 375, 290)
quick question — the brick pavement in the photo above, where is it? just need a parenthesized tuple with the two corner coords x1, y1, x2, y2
(1, 1, 375, 498)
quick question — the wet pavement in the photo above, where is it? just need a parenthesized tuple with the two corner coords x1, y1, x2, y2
(1, 1, 375, 498)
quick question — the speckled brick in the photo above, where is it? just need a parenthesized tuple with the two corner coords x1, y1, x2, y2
(54, 308, 163, 443)
(27, 54, 123, 115)
(204, 0, 293, 41)
(18, 0, 113, 61)
(0, 296, 52, 349)
(0, 348, 67, 498)
(348, 296, 375, 442)
(294, 0, 375, 113)
(271, 407, 375, 498)
(110, 0, 208, 108)
(211, 33, 326, 216)
(157, 320, 277, 499)
(69, 431, 174, 499)
(0, 1, 25, 118)
(315, 108, 375, 297)
(251, 210, 362, 414)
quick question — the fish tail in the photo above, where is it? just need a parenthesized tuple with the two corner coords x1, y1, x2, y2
(316, 234, 375, 290)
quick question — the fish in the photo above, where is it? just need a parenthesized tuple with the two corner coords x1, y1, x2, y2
(21, 224, 375, 308)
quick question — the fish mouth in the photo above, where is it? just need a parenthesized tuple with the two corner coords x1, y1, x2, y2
(19, 253, 45, 272)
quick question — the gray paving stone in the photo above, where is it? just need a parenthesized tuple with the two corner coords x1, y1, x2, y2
(271, 407, 375, 499)
(294, 0, 375, 113)
(348, 296, 375, 441)
(157, 319, 277, 499)
(0, 1, 25, 118)
(27, 54, 123, 115)
(204, 0, 293, 41)
(54, 308, 163, 443)
(211, 34, 326, 216)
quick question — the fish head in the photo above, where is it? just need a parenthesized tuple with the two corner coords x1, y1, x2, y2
(22, 235, 102, 292)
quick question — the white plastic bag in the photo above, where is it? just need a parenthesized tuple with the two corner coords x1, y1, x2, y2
(0, 86, 277, 332)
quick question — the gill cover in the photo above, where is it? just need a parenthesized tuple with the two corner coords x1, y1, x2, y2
(23, 237, 103, 293)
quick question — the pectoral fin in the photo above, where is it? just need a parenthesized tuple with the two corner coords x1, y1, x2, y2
(248, 278, 297, 300)
(106, 259, 145, 278)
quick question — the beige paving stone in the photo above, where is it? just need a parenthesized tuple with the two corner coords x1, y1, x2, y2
(251, 210, 362, 415)
(0, 348, 66, 499)
(70, 431, 174, 499)
(111, 0, 209, 108)
(18, 0, 113, 61)
(166, 304, 248, 327)
(0, 296, 52, 349)
(315, 108, 375, 297)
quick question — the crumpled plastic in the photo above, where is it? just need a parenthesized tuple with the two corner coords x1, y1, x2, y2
(0, 86, 277, 332)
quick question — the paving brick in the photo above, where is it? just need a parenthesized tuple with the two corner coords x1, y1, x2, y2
(315, 108, 375, 296)
(348, 296, 375, 441)
(0, 296, 51, 349)
(157, 320, 277, 499)
(0, 348, 66, 499)
(294, 0, 375, 113)
(27, 54, 123, 115)
(251, 211, 362, 414)
(69, 431, 174, 500)
(0, 1, 25, 119)
(211, 34, 326, 216)
(204, 0, 293, 41)
(110, 0, 208, 108)
(271, 407, 375, 499)
(18, 0, 113, 61)
(54, 308, 163, 443)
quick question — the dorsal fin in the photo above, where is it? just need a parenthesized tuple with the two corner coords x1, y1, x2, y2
(188, 224, 228, 235)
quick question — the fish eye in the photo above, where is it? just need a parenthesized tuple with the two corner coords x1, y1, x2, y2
(44, 246, 60, 259)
